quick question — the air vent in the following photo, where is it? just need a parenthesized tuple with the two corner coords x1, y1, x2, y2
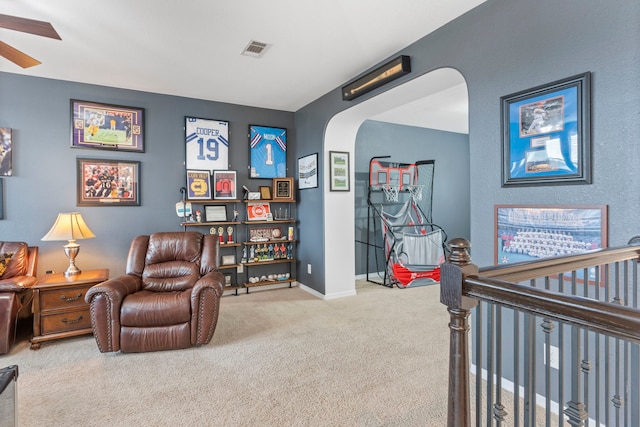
(241, 40, 269, 58)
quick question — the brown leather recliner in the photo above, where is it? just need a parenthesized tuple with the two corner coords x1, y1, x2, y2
(0, 242, 38, 355)
(85, 232, 225, 353)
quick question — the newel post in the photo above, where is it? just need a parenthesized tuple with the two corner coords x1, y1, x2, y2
(440, 238, 479, 427)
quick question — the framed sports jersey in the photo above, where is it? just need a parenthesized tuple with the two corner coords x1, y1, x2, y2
(77, 158, 140, 206)
(249, 125, 286, 178)
(185, 117, 229, 172)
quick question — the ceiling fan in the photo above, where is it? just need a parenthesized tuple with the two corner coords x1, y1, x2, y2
(0, 13, 60, 68)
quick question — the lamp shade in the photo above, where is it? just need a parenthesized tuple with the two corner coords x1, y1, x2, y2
(41, 212, 96, 241)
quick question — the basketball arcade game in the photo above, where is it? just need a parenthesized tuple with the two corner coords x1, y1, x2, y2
(365, 156, 447, 288)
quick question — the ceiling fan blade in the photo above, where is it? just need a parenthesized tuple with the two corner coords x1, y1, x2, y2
(0, 14, 61, 40)
(0, 41, 41, 68)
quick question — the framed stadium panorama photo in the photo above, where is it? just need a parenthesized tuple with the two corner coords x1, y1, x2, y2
(77, 158, 140, 206)
(71, 100, 144, 152)
(495, 204, 607, 268)
(249, 125, 287, 179)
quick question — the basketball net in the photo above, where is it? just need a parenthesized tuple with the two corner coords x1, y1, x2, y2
(382, 185, 399, 202)
(407, 185, 424, 202)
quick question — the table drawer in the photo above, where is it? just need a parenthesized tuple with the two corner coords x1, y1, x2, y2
(40, 285, 91, 310)
(40, 308, 92, 335)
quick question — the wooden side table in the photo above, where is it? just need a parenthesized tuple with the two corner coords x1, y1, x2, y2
(30, 269, 108, 350)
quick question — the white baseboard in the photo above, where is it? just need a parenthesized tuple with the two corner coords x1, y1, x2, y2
(298, 282, 357, 300)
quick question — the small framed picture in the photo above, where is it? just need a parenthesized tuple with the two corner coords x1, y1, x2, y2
(329, 151, 350, 191)
(297, 153, 318, 189)
(204, 205, 227, 222)
(213, 170, 237, 200)
(259, 186, 272, 200)
(247, 202, 271, 221)
(186, 170, 212, 200)
(0, 128, 12, 176)
(221, 254, 236, 266)
(272, 177, 294, 202)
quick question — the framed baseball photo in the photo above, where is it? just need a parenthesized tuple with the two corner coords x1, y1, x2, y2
(249, 125, 287, 178)
(501, 72, 591, 186)
(185, 117, 229, 172)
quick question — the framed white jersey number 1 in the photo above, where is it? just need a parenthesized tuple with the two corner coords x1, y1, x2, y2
(185, 117, 229, 172)
(249, 125, 287, 178)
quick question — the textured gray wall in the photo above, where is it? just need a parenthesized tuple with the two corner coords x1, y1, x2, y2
(294, 0, 640, 294)
(354, 120, 470, 275)
(1, 0, 638, 293)
(0, 73, 294, 277)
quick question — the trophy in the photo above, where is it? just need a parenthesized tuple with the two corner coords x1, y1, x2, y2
(218, 227, 224, 244)
(227, 226, 234, 243)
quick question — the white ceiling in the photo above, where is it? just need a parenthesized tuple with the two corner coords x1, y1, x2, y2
(0, 0, 482, 133)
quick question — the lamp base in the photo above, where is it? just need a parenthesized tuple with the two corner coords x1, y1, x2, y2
(64, 241, 82, 277)
(64, 264, 81, 277)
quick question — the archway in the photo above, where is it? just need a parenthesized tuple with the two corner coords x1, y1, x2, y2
(322, 67, 468, 298)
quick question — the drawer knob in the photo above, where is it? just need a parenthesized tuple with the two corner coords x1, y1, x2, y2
(60, 293, 83, 302)
(61, 315, 83, 325)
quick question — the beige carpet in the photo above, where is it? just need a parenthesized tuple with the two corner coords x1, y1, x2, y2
(2, 281, 451, 426)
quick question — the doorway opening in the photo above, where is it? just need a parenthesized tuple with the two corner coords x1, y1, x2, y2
(322, 67, 469, 298)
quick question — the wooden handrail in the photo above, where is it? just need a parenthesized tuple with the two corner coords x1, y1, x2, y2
(478, 245, 640, 283)
(464, 276, 640, 344)
(440, 238, 640, 427)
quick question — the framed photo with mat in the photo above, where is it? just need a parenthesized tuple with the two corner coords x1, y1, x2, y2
(71, 100, 144, 152)
(213, 171, 237, 200)
(501, 72, 591, 186)
(77, 158, 140, 206)
(297, 153, 318, 189)
(186, 170, 212, 200)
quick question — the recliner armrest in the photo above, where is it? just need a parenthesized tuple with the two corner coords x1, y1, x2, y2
(85, 274, 142, 353)
(193, 270, 225, 298)
(85, 274, 142, 305)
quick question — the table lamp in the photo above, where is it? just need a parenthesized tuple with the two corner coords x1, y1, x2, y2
(41, 212, 95, 277)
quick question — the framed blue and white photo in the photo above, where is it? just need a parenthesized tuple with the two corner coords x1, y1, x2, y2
(500, 72, 591, 186)
(249, 125, 287, 178)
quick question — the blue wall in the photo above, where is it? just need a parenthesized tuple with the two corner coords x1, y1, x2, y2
(0, 74, 294, 276)
(294, 0, 640, 295)
(354, 120, 470, 275)
(1, 0, 639, 295)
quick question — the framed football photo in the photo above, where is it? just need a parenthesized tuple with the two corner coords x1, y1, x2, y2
(185, 117, 229, 172)
(249, 125, 287, 178)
